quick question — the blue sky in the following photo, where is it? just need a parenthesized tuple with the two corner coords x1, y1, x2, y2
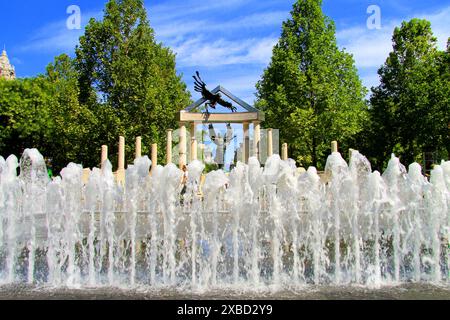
(1, 0, 449, 105)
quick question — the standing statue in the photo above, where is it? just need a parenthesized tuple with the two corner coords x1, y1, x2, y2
(193, 72, 237, 115)
(208, 123, 234, 169)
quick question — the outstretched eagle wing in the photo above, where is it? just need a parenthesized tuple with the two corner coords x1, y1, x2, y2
(193, 71, 237, 112)
(217, 97, 237, 112)
(193, 71, 215, 100)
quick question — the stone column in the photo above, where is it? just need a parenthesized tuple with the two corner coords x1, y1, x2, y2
(179, 123, 187, 168)
(191, 138, 198, 161)
(118, 136, 125, 170)
(189, 122, 197, 162)
(151, 143, 158, 171)
(135, 136, 142, 159)
(349, 148, 355, 160)
(101, 145, 108, 170)
(253, 121, 261, 161)
(82, 168, 91, 184)
(242, 122, 249, 164)
(117, 136, 125, 184)
(267, 128, 273, 157)
(331, 141, 338, 153)
(190, 123, 197, 140)
(166, 129, 173, 164)
(282, 143, 288, 161)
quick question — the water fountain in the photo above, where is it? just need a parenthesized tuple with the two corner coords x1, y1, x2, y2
(0, 148, 449, 297)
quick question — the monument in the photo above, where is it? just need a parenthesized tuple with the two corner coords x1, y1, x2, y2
(0, 49, 16, 80)
(176, 73, 267, 169)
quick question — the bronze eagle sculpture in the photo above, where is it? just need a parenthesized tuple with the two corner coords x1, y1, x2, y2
(193, 71, 237, 115)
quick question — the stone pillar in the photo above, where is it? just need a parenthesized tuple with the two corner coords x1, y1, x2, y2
(118, 136, 125, 170)
(282, 143, 288, 161)
(166, 129, 173, 164)
(135, 136, 142, 159)
(82, 168, 91, 184)
(331, 141, 338, 153)
(191, 138, 198, 161)
(189, 123, 197, 162)
(242, 122, 250, 164)
(190, 123, 197, 140)
(267, 128, 273, 157)
(117, 136, 125, 184)
(151, 143, 158, 171)
(253, 121, 261, 161)
(101, 145, 108, 170)
(179, 123, 187, 168)
(349, 148, 355, 160)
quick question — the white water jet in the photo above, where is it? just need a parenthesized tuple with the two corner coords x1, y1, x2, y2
(2, 155, 19, 283)
(100, 160, 117, 286)
(407, 163, 427, 282)
(148, 165, 164, 286)
(203, 169, 228, 286)
(60, 163, 84, 287)
(367, 171, 385, 286)
(85, 168, 101, 286)
(19, 149, 49, 284)
(159, 163, 182, 285)
(186, 160, 205, 287)
(349, 150, 372, 283)
(0, 157, 5, 251)
(427, 165, 447, 282)
(0, 149, 448, 290)
(301, 167, 324, 284)
(324, 152, 348, 284)
(382, 154, 407, 283)
(246, 157, 261, 286)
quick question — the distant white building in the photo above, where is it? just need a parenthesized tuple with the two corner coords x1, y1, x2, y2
(0, 49, 16, 80)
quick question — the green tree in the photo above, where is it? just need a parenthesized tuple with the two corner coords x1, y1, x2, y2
(0, 77, 54, 159)
(76, 0, 191, 168)
(0, 56, 99, 173)
(255, 0, 368, 169)
(367, 19, 449, 170)
(45, 54, 98, 171)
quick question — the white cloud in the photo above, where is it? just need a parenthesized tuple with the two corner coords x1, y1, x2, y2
(419, 6, 450, 49)
(155, 11, 287, 38)
(150, 0, 286, 70)
(153, 9, 284, 70)
(220, 74, 262, 101)
(15, 0, 449, 101)
(337, 25, 393, 69)
(19, 28, 83, 53)
(360, 72, 381, 92)
(17, 11, 102, 53)
(171, 36, 277, 67)
(149, 0, 250, 22)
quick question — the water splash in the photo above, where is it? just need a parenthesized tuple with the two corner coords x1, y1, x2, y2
(0, 149, 448, 290)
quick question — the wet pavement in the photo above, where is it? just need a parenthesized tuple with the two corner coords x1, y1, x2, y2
(0, 283, 449, 300)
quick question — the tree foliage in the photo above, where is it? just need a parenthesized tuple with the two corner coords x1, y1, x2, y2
(76, 0, 191, 167)
(0, 77, 54, 158)
(45, 54, 98, 171)
(0, 55, 97, 172)
(256, 0, 368, 169)
(1, 1, 447, 173)
(365, 19, 450, 170)
(0, 0, 191, 172)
